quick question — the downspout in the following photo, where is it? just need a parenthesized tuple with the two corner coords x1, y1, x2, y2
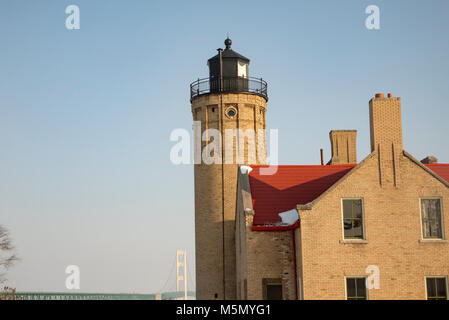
(291, 229, 298, 300)
(218, 47, 226, 300)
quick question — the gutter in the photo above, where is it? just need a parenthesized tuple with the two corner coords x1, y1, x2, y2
(292, 229, 298, 300)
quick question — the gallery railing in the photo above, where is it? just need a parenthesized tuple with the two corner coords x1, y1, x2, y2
(190, 77, 268, 101)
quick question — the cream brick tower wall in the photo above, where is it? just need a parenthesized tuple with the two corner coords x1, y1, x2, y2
(192, 93, 267, 300)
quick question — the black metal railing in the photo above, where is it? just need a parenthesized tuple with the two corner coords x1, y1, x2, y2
(190, 77, 268, 101)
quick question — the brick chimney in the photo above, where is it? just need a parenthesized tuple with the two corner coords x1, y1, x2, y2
(329, 130, 357, 164)
(369, 93, 402, 186)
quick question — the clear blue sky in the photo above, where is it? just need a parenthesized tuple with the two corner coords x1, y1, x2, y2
(1, 0, 448, 293)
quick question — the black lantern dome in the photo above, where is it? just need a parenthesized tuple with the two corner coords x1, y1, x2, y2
(208, 37, 250, 80)
(190, 38, 267, 101)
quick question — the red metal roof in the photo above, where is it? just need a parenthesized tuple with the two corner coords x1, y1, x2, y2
(424, 164, 449, 184)
(248, 163, 449, 230)
(248, 165, 355, 227)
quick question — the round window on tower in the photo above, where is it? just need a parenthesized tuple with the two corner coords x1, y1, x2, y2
(225, 107, 237, 119)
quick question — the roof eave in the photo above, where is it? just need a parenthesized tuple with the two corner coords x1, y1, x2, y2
(251, 221, 300, 231)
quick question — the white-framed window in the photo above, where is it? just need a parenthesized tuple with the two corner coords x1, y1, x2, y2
(341, 198, 365, 240)
(420, 198, 444, 239)
(345, 277, 368, 300)
(425, 276, 448, 300)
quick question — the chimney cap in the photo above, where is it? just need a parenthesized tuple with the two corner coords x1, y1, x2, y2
(329, 129, 357, 133)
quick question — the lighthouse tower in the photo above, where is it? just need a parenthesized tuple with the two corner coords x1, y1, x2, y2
(190, 38, 268, 299)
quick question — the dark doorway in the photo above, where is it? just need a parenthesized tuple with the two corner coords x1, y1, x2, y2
(262, 278, 283, 300)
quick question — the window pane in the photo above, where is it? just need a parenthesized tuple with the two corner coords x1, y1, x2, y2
(344, 221, 353, 238)
(344, 220, 363, 239)
(436, 278, 447, 298)
(343, 219, 363, 239)
(427, 278, 436, 297)
(431, 220, 442, 238)
(356, 278, 367, 298)
(346, 278, 356, 298)
(343, 200, 353, 219)
(429, 201, 437, 220)
(353, 199, 363, 219)
(353, 219, 363, 238)
(431, 199, 441, 217)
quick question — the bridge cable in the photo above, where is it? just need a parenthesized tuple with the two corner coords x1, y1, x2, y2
(156, 255, 176, 294)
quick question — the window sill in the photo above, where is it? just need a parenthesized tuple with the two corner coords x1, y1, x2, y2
(339, 239, 368, 244)
(419, 239, 448, 244)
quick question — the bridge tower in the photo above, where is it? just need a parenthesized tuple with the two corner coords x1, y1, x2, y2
(176, 250, 187, 300)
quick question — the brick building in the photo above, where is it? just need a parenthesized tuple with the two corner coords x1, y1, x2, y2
(191, 39, 449, 300)
(235, 94, 449, 300)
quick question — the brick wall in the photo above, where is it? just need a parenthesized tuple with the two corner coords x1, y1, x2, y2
(245, 215, 296, 300)
(297, 151, 449, 299)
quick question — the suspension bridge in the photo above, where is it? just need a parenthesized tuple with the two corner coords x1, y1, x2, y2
(15, 250, 195, 300)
